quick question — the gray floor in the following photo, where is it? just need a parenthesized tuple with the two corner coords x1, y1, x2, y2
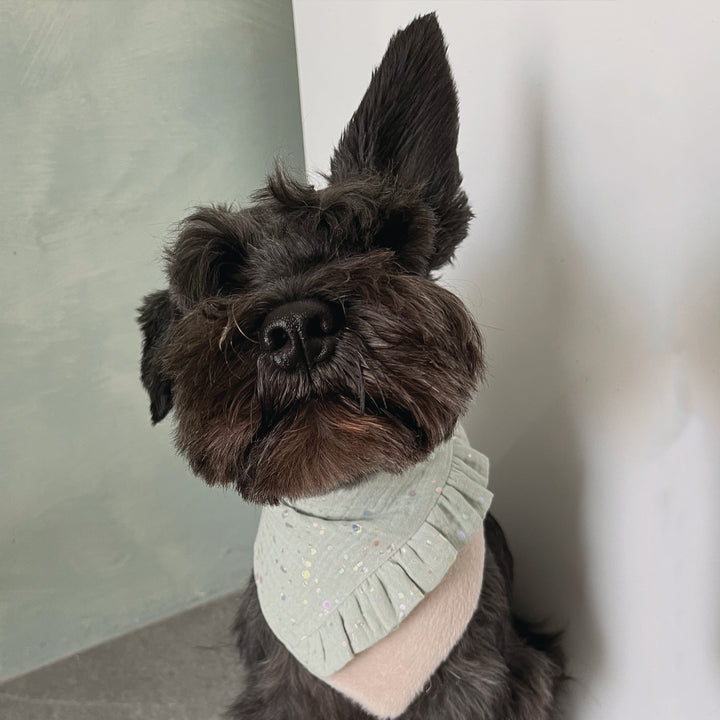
(0, 591, 245, 720)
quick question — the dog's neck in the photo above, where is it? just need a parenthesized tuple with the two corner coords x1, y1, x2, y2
(252, 425, 492, 678)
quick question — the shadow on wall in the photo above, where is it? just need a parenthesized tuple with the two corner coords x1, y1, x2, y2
(465, 50, 720, 715)
(684, 223, 720, 678)
(463, 72, 605, 714)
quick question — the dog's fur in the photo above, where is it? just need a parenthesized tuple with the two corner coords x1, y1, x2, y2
(138, 14, 565, 719)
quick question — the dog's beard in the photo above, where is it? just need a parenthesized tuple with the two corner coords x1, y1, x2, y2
(164, 258, 483, 504)
(171, 354, 429, 504)
(240, 399, 423, 503)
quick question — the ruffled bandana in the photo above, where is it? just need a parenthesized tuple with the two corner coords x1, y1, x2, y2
(253, 425, 492, 678)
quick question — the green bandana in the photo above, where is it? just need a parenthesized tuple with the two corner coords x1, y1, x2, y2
(253, 425, 492, 678)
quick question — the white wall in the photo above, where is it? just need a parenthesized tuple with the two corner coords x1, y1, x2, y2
(293, 2, 720, 718)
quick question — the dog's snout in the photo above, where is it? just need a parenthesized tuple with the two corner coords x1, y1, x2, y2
(260, 299, 344, 371)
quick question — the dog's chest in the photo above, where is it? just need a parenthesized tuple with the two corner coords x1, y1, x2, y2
(253, 426, 492, 678)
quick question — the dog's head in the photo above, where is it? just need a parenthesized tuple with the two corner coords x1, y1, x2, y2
(138, 14, 483, 504)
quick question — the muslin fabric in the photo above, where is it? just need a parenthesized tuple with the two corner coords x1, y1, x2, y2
(253, 425, 492, 678)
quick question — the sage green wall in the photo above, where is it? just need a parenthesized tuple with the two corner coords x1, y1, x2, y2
(0, 0, 303, 681)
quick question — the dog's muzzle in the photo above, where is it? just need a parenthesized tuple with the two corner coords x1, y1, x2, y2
(260, 299, 344, 371)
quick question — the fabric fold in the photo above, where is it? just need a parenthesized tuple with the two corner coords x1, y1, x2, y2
(253, 424, 492, 678)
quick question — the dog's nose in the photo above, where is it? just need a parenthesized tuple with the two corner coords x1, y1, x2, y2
(260, 299, 344, 371)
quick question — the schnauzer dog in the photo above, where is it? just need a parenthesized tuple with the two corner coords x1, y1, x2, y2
(139, 13, 564, 720)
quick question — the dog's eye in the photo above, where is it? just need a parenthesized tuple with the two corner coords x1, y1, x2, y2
(373, 206, 435, 275)
(168, 206, 248, 301)
(211, 261, 246, 297)
(174, 241, 246, 301)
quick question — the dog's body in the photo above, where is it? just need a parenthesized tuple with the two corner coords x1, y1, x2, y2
(229, 514, 561, 720)
(139, 14, 564, 719)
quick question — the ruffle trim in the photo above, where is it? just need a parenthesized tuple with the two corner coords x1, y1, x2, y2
(276, 429, 492, 678)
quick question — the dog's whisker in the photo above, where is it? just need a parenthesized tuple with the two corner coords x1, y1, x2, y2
(376, 381, 387, 410)
(219, 322, 232, 349)
(231, 303, 258, 344)
(220, 337, 247, 384)
(356, 360, 366, 415)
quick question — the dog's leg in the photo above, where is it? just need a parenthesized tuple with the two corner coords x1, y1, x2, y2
(228, 579, 373, 720)
(399, 514, 564, 720)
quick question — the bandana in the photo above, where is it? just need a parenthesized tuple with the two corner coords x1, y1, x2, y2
(253, 425, 492, 678)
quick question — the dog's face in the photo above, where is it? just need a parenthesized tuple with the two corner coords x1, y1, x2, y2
(138, 14, 483, 504)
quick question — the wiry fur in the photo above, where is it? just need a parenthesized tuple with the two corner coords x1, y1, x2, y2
(230, 516, 563, 720)
(156, 194, 483, 504)
(138, 12, 565, 718)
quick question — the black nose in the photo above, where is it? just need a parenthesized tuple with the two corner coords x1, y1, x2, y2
(260, 299, 344, 371)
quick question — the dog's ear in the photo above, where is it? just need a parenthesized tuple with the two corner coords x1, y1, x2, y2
(137, 289, 174, 424)
(330, 13, 471, 271)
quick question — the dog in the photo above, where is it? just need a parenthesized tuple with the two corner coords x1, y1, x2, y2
(138, 13, 565, 720)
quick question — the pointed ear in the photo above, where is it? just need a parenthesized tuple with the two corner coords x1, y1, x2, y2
(330, 13, 471, 270)
(137, 290, 174, 423)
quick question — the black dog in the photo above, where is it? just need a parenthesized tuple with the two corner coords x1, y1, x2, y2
(139, 14, 564, 719)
